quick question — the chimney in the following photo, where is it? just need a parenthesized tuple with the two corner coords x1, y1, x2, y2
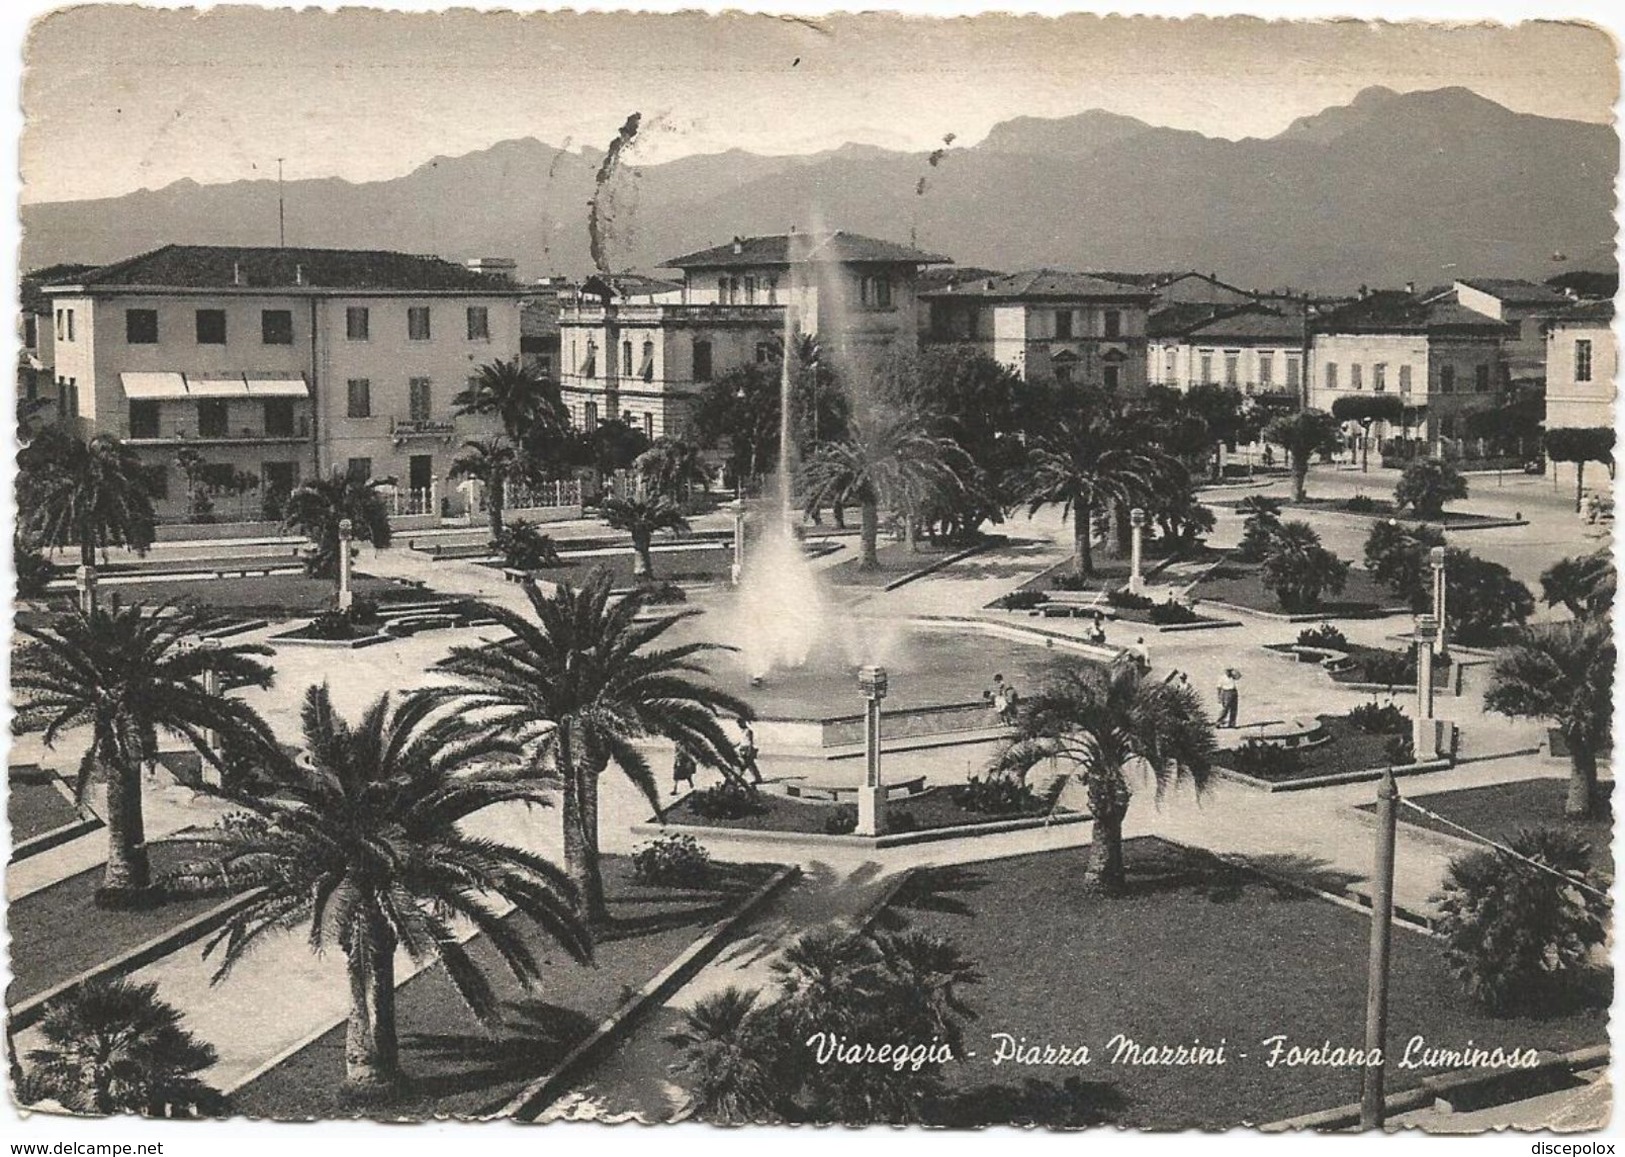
(295, 263, 306, 286)
(731, 236, 744, 255)
(1405, 280, 1416, 295)
(232, 261, 243, 286)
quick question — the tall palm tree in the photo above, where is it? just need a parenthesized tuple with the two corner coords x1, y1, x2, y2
(200, 685, 592, 1100)
(282, 469, 392, 588)
(1486, 619, 1614, 819)
(993, 662, 1214, 893)
(601, 493, 690, 580)
(434, 572, 752, 923)
(1263, 409, 1341, 501)
(449, 437, 521, 540)
(454, 358, 570, 472)
(1540, 549, 1616, 620)
(1018, 398, 1164, 578)
(17, 427, 156, 570)
(12, 603, 277, 905)
(801, 408, 964, 570)
(22, 977, 219, 1116)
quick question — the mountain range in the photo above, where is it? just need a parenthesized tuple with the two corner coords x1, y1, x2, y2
(19, 86, 1617, 292)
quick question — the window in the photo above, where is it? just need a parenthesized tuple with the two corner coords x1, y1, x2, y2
(1103, 310, 1122, 339)
(1373, 363, 1387, 392)
(346, 378, 372, 419)
(729, 277, 741, 304)
(1224, 352, 1239, 387)
(767, 277, 778, 306)
(467, 306, 490, 341)
(1103, 364, 1121, 391)
(141, 464, 169, 500)
(1258, 353, 1274, 387)
(261, 309, 294, 345)
(1286, 355, 1302, 391)
(264, 398, 295, 437)
(1438, 415, 1457, 439)
(643, 413, 654, 439)
(128, 400, 160, 439)
(408, 306, 431, 341)
(580, 339, 596, 378)
(860, 275, 892, 309)
(583, 401, 598, 431)
(755, 342, 773, 365)
(198, 398, 229, 438)
(1399, 365, 1413, 393)
(24, 314, 36, 349)
(346, 457, 372, 482)
(693, 338, 713, 382)
(1054, 361, 1074, 386)
(408, 377, 432, 421)
(1439, 364, 1456, 394)
(409, 455, 433, 493)
(1054, 310, 1073, 340)
(55, 309, 63, 341)
(1474, 364, 1491, 393)
(1164, 349, 1177, 382)
(1199, 352, 1214, 384)
(1576, 339, 1594, 382)
(744, 276, 757, 305)
(640, 340, 655, 382)
(126, 309, 158, 344)
(193, 309, 226, 344)
(1325, 362, 1338, 390)
(716, 277, 729, 304)
(346, 307, 370, 340)
(65, 309, 75, 341)
(1350, 364, 1364, 390)
(622, 340, 634, 377)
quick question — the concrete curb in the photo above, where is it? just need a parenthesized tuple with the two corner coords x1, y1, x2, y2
(1261, 1044, 1608, 1131)
(1198, 597, 1410, 623)
(268, 630, 395, 649)
(1215, 758, 1453, 793)
(10, 886, 267, 1032)
(9, 815, 105, 862)
(496, 863, 802, 1121)
(876, 539, 998, 593)
(631, 809, 1090, 850)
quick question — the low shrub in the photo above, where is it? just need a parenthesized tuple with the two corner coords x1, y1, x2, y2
(1147, 600, 1200, 625)
(1296, 623, 1349, 651)
(1344, 494, 1380, 513)
(305, 610, 361, 640)
(638, 580, 688, 605)
(952, 775, 1042, 816)
(632, 832, 712, 887)
(887, 810, 919, 834)
(1384, 733, 1416, 765)
(14, 537, 52, 600)
(688, 780, 768, 821)
(1347, 701, 1410, 735)
(1357, 649, 1415, 687)
(824, 804, 858, 835)
(1105, 588, 1154, 610)
(1227, 740, 1302, 780)
(347, 596, 381, 626)
(1050, 572, 1091, 592)
(998, 589, 1050, 611)
(497, 519, 563, 571)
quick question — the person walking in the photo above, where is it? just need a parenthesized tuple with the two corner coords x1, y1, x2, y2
(735, 717, 763, 785)
(671, 746, 697, 795)
(1128, 636, 1151, 673)
(1216, 668, 1241, 728)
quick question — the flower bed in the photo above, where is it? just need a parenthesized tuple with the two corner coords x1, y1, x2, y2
(661, 783, 1072, 838)
(1263, 642, 1452, 690)
(1188, 558, 1396, 617)
(1215, 715, 1416, 787)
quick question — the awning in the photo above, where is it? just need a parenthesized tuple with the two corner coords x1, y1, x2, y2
(120, 372, 189, 399)
(187, 375, 250, 398)
(245, 375, 310, 398)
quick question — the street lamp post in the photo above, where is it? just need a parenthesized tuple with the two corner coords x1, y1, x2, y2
(729, 499, 747, 586)
(1128, 508, 1147, 595)
(1429, 546, 1447, 656)
(1360, 767, 1400, 1130)
(337, 518, 354, 611)
(857, 666, 888, 837)
(200, 639, 223, 786)
(1413, 614, 1438, 760)
(74, 564, 98, 616)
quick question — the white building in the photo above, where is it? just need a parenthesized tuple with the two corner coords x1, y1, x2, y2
(1147, 304, 1308, 401)
(1544, 298, 1616, 493)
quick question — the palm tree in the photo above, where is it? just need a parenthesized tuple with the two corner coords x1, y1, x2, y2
(665, 987, 777, 1123)
(22, 977, 219, 1116)
(12, 603, 277, 905)
(449, 437, 521, 540)
(435, 572, 751, 923)
(282, 469, 392, 588)
(1485, 619, 1614, 819)
(1263, 409, 1341, 501)
(802, 408, 964, 570)
(1540, 549, 1616, 620)
(454, 358, 570, 470)
(634, 437, 709, 503)
(993, 662, 1214, 893)
(17, 427, 156, 570)
(1259, 520, 1349, 611)
(602, 493, 690, 580)
(200, 685, 592, 1100)
(1018, 398, 1163, 578)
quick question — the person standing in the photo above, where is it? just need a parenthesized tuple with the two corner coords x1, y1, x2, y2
(1216, 668, 1241, 728)
(735, 717, 763, 785)
(672, 746, 697, 795)
(1128, 636, 1151, 673)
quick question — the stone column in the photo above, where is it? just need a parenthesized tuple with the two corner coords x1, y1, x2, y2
(1429, 546, 1447, 656)
(856, 666, 888, 837)
(1128, 507, 1147, 595)
(337, 518, 354, 611)
(200, 639, 223, 787)
(430, 472, 442, 519)
(1413, 614, 1438, 760)
(729, 499, 747, 586)
(75, 564, 98, 615)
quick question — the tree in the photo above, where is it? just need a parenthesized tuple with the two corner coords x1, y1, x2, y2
(602, 493, 690, 580)
(1443, 549, 1535, 645)
(435, 572, 752, 923)
(1259, 520, 1349, 611)
(802, 407, 964, 569)
(454, 357, 569, 466)
(1017, 390, 1164, 578)
(1434, 828, 1609, 1014)
(495, 519, 563, 571)
(566, 418, 652, 479)
(992, 662, 1214, 893)
(634, 437, 709, 503)
(1234, 495, 1284, 562)
(1331, 394, 1404, 473)
(1262, 409, 1340, 501)
(17, 428, 156, 570)
(449, 437, 520, 540)
(1486, 620, 1613, 818)
(12, 603, 277, 905)
(1363, 520, 1447, 597)
(1182, 383, 1261, 479)
(282, 469, 392, 587)
(666, 987, 778, 1123)
(1394, 458, 1469, 518)
(201, 685, 592, 1100)
(14, 530, 54, 600)
(1545, 426, 1616, 512)
(22, 978, 219, 1116)
(693, 356, 847, 495)
(1540, 549, 1616, 620)
(173, 448, 213, 522)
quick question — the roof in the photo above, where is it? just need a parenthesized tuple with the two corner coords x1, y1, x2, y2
(1456, 278, 1572, 307)
(1146, 302, 1236, 339)
(917, 266, 1004, 293)
(919, 268, 1155, 302)
(1547, 299, 1615, 326)
(581, 272, 684, 299)
(20, 263, 95, 313)
(1312, 290, 1512, 336)
(1094, 270, 1254, 294)
(665, 231, 950, 270)
(1181, 308, 1307, 343)
(48, 244, 519, 294)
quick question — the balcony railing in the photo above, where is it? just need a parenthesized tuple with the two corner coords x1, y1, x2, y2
(562, 302, 783, 325)
(121, 417, 311, 443)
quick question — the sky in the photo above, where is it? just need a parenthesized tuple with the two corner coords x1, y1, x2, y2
(16, 6, 1622, 205)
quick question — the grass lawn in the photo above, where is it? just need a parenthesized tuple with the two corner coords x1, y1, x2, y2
(824, 538, 985, 589)
(1013, 555, 1135, 597)
(1266, 643, 1451, 690)
(1382, 779, 1614, 880)
(1189, 558, 1397, 616)
(79, 574, 425, 618)
(229, 857, 778, 1119)
(8, 773, 87, 844)
(7, 838, 242, 1005)
(1287, 497, 1518, 527)
(492, 544, 733, 588)
(662, 785, 1066, 835)
(1219, 716, 1400, 785)
(884, 837, 1608, 1128)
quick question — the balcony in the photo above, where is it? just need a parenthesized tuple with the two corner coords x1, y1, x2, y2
(562, 302, 783, 326)
(121, 416, 311, 445)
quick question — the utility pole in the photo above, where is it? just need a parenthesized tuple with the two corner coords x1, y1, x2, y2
(1360, 767, 1399, 1130)
(277, 158, 286, 248)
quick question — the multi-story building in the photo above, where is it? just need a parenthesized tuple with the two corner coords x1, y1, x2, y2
(919, 270, 1153, 390)
(556, 232, 947, 438)
(1147, 303, 1309, 402)
(1307, 290, 1512, 447)
(41, 245, 523, 519)
(1544, 298, 1616, 493)
(1449, 278, 1572, 388)
(17, 263, 94, 428)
